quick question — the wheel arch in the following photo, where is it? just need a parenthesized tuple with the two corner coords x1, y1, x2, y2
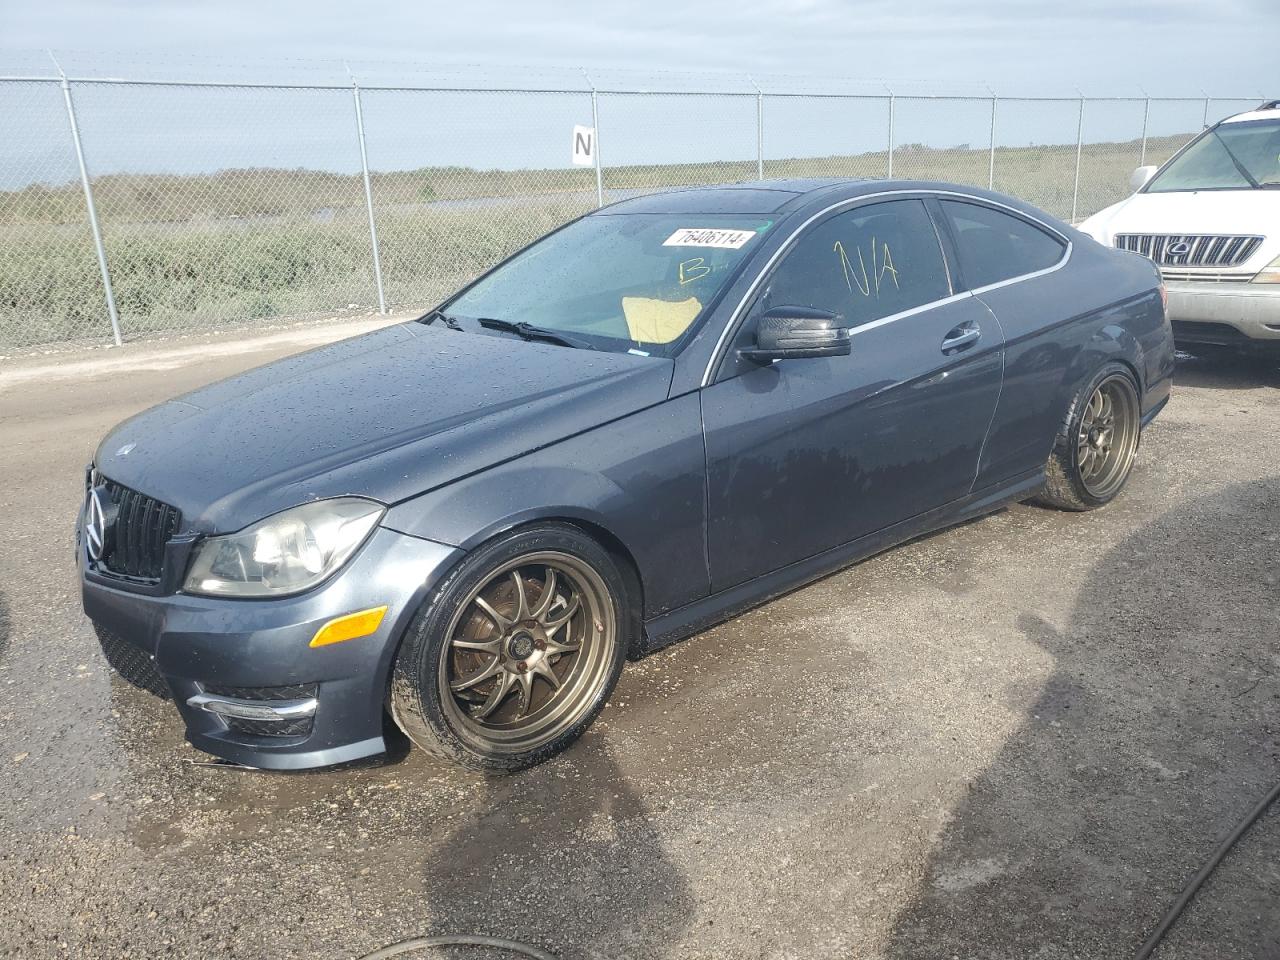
(451, 512, 648, 655)
(383, 498, 653, 665)
(1057, 320, 1147, 430)
(558, 517, 646, 639)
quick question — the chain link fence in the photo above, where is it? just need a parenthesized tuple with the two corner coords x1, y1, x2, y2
(0, 70, 1270, 351)
(358, 87, 598, 311)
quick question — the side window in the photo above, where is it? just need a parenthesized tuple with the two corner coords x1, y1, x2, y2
(757, 199, 951, 328)
(940, 200, 1066, 289)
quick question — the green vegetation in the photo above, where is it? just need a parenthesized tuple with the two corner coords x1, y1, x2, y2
(0, 134, 1193, 349)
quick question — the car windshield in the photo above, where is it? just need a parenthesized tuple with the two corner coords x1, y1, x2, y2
(441, 213, 776, 357)
(1146, 118, 1280, 192)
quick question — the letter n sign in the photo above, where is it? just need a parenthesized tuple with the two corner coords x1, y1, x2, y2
(572, 125, 595, 166)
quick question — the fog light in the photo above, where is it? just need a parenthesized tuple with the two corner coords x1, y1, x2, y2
(310, 605, 388, 648)
(186, 693, 317, 721)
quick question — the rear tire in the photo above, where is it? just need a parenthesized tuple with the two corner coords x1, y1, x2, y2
(390, 522, 630, 772)
(1035, 363, 1141, 512)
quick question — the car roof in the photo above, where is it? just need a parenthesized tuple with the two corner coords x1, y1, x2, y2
(590, 178, 1072, 234)
(1222, 100, 1280, 124)
(595, 179, 863, 215)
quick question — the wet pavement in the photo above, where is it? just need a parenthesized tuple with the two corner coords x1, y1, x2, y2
(1, 329, 1277, 959)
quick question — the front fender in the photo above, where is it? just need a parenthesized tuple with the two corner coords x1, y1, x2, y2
(380, 393, 709, 620)
(386, 464, 630, 552)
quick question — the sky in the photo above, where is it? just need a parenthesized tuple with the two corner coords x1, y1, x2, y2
(3, 0, 1277, 97)
(1, 0, 1275, 189)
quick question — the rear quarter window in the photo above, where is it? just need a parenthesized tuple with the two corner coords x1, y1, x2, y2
(941, 200, 1066, 289)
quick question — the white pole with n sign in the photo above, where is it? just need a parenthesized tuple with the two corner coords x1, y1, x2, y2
(575, 111, 604, 207)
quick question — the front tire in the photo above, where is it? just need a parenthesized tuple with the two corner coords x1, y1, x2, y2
(390, 523, 630, 772)
(1035, 363, 1142, 511)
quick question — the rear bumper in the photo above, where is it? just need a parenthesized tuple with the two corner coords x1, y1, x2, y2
(1166, 281, 1280, 344)
(82, 525, 462, 770)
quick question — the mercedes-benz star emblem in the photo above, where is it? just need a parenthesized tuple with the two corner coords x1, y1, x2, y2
(1167, 241, 1191, 257)
(85, 487, 110, 561)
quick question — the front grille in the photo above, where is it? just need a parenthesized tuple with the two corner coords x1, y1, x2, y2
(94, 624, 171, 700)
(95, 478, 181, 582)
(1115, 233, 1264, 268)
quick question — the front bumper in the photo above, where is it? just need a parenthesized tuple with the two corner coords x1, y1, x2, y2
(82, 525, 462, 770)
(1165, 281, 1280, 345)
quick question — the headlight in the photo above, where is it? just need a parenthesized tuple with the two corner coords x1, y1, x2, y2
(183, 498, 384, 598)
(1252, 254, 1280, 284)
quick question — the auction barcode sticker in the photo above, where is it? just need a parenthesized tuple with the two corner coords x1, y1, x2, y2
(662, 228, 758, 249)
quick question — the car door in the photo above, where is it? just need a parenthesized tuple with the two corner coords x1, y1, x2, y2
(700, 197, 1005, 593)
(934, 198, 1074, 490)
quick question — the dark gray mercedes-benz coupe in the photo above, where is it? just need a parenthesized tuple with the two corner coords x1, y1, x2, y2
(80, 179, 1174, 772)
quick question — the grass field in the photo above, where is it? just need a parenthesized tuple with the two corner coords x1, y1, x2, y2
(0, 133, 1193, 349)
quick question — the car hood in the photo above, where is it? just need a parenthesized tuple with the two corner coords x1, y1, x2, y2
(1079, 189, 1280, 251)
(95, 323, 675, 534)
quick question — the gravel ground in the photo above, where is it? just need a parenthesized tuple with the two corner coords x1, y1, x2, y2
(0, 327, 1276, 960)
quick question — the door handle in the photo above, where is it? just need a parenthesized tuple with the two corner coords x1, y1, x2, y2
(941, 323, 981, 354)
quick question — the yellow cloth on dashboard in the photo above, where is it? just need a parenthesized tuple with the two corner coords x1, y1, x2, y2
(622, 296, 701, 344)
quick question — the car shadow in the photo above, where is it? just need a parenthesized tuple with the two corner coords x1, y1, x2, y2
(411, 738, 695, 960)
(883, 477, 1280, 959)
(1174, 347, 1280, 390)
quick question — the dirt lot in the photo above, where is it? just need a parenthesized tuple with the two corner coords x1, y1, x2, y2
(0, 324, 1277, 960)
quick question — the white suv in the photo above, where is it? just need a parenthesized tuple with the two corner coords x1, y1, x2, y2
(1078, 101, 1280, 353)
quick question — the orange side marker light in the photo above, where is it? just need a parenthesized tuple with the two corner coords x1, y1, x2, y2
(310, 605, 388, 648)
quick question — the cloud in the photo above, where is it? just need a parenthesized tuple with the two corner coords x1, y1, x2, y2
(2, 0, 1275, 95)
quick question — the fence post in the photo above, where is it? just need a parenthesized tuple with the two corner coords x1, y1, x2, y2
(755, 87, 765, 180)
(1140, 96, 1151, 166)
(1071, 95, 1085, 223)
(747, 75, 764, 179)
(987, 95, 997, 190)
(590, 88, 604, 208)
(886, 92, 895, 178)
(350, 83, 387, 315)
(1202, 95, 1211, 128)
(60, 76, 122, 346)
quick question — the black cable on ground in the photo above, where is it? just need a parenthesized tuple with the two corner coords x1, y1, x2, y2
(357, 934, 560, 960)
(1134, 778, 1280, 960)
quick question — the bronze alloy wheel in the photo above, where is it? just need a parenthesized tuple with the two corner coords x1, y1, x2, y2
(1075, 373, 1140, 500)
(437, 551, 616, 756)
(1035, 363, 1143, 512)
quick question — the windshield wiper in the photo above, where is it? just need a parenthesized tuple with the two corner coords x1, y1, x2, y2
(1209, 128, 1262, 189)
(419, 309, 462, 330)
(476, 317, 595, 350)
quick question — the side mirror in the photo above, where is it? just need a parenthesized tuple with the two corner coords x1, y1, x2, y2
(1130, 165, 1158, 192)
(740, 305, 851, 363)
